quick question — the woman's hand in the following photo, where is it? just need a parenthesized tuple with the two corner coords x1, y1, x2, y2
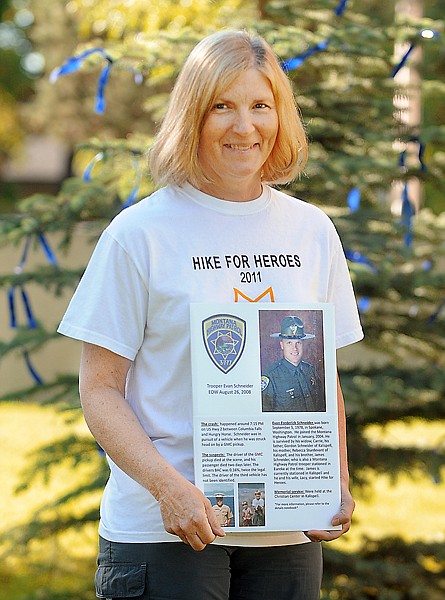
(305, 375, 356, 543)
(79, 343, 225, 552)
(305, 482, 355, 543)
(157, 475, 226, 551)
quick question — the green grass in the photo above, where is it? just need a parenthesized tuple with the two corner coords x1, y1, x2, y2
(339, 419, 445, 551)
(0, 402, 100, 599)
(1, 402, 444, 598)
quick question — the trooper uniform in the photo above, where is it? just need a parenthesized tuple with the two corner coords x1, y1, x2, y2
(213, 494, 233, 527)
(261, 316, 325, 412)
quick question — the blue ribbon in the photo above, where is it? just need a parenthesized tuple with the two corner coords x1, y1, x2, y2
(83, 152, 140, 210)
(335, 0, 350, 17)
(49, 48, 108, 80)
(281, 0, 350, 71)
(397, 136, 427, 247)
(38, 234, 59, 268)
(20, 287, 37, 329)
(399, 149, 407, 170)
(7, 286, 16, 328)
(391, 43, 415, 78)
(50, 48, 113, 114)
(8, 237, 37, 330)
(281, 38, 331, 71)
(7, 283, 41, 382)
(51, 47, 143, 114)
(391, 29, 440, 78)
(95, 59, 113, 114)
(16, 236, 31, 272)
(8, 286, 37, 329)
(345, 249, 378, 273)
(419, 142, 426, 171)
(347, 187, 361, 212)
(120, 180, 140, 210)
(357, 297, 371, 313)
(399, 138, 427, 173)
(96, 442, 106, 456)
(120, 159, 141, 211)
(427, 299, 445, 324)
(83, 152, 104, 181)
(23, 351, 44, 385)
(401, 183, 415, 247)
(7, 234, 60, 385)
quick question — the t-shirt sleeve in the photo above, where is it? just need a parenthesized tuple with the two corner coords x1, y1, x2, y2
(327, 233, 364, 349)
(57, 230, 148, 361)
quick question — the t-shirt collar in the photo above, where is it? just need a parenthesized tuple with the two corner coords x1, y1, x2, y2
(177, 182, 271, 215)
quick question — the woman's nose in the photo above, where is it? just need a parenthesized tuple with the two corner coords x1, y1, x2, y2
(232, 108, 255, 134)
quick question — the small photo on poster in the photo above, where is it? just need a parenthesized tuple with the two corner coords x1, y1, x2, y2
(204, 484, 235, 528)
(259, 310, 326, 413)
(237, 482, 266, 527)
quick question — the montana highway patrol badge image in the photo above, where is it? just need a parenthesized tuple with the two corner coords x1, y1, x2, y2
(202, 314, 246, 374)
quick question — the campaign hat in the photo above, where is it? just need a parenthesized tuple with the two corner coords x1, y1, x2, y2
(271, 316, 315, 340)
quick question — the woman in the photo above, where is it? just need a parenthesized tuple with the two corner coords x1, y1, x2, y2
(59, 30, 363, 600)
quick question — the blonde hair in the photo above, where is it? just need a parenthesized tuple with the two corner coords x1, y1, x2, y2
(149, 30, 308, 188)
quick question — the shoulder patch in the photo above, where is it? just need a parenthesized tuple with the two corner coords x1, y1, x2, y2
(261, 376, 270, 391)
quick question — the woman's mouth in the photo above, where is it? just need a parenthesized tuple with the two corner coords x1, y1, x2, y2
(225, 143, 258, 151)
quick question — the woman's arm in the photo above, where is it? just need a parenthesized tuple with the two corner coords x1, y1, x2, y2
(79, 342, 225, 550)
(305, 372, 355, 542)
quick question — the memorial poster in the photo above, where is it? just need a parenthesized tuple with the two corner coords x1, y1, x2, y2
(190, 303, 341, 532)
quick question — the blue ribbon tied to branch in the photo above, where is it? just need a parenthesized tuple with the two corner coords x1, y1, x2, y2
(391, 29, 440, 78)
(398, 138, 427, 247)
(83, 152, 141, 210)
(50, 48, 113, 114)
(50, 47, 143, 114)
(281, 0, 350, 71)
(7, 234, 59, 384)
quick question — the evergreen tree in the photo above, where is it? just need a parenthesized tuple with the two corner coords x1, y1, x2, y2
(0, 0, 43, 208)
(1, 1, 444, 597)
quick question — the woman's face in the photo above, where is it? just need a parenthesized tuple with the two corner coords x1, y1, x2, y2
(197, 68, 278, 201)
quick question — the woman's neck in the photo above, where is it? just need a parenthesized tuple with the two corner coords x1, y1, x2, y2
(196, 177, 263, 202)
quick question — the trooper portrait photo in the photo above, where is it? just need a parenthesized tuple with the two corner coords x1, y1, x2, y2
(261, 312, 326, 412)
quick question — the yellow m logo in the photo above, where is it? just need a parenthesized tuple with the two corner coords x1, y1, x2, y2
(233, 287, 275, 302)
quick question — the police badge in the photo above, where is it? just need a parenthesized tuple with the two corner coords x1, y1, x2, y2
(202, 314, 246, 374)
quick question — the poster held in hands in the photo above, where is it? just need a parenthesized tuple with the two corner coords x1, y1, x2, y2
(190, 302, 341, 532)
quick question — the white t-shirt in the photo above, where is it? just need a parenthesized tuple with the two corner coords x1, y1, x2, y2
(58, 183, 363, 546)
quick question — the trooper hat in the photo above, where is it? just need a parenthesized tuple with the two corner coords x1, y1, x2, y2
(271, 316, 315, 340)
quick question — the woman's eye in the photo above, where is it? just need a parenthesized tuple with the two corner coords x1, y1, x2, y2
(254, 103, 268, 109)
(214, 103, 227, 110)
